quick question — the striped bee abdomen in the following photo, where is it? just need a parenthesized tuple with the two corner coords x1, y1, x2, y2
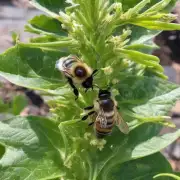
(63, 57, 77, 68)
(95, 113, 115, 138)
(95, 120, 114, 138)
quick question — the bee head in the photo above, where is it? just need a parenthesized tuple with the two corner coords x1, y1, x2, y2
(98, 89, 111, 99)
(81, 69, 97, 89)
(82, 76, 93, 89)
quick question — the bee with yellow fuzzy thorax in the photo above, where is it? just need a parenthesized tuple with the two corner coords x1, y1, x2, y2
(82, 89, 129, 138)
(56, 55, 97, 99)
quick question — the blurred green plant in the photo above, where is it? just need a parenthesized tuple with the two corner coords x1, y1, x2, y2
(154, 173, 180, 180)
(0, 0, 180, 179)
(0, 95, 28, 115)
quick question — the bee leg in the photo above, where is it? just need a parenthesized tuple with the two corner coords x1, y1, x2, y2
(82, 111, 95, 121)
(67, 77, 79, 100)
(88, 122, 94, 126)
(92, 69, 98, 76)
(84, 105, 94, 110)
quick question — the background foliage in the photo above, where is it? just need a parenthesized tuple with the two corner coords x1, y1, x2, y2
(0, 0, 179, 180)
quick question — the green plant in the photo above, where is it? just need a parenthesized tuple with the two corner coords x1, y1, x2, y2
(0, 0, 180, 179)
(0, 94, 28, 115)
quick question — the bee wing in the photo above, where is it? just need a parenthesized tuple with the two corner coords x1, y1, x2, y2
(72, 55, 81, 62)
(115, 109, 129, 134)
(96, 108, 108, 129)
(56, 57, 75, 78)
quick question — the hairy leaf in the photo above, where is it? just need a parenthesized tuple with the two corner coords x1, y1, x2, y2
(30, 0, 67, 17)
(0, 0, 180, 179)
(26, 15, 67, 37)
(0, 116, 179, 180)
(115, 76, 180, 128)
(131, 21, 180, 31)
(0, 116, 67, 180)
(116, 76, 178, 107)
(107, 153, 172, 180)
(0, 46, 69, 95)
(59, 120, 179, 180)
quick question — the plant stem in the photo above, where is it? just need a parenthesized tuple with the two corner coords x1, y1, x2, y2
(19, 40, 78, 48)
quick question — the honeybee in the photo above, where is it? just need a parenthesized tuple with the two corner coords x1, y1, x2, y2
(82, 89, 129, 138)
(56, 55, 97, 99)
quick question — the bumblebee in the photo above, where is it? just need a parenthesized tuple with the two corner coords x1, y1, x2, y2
(82, 89, 129, 138)
(56, 55, 97, 99)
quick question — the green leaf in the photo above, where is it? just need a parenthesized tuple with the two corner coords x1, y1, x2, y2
(116, 76, 178, 106)
(112, 0, 177, 12)
(127, 26, 160, 45)
(0, 99, 9, 113)
(115, 76, 179, 127)
(27, 15, 67, 37)
(30, 0, 67, 17)
(120, 48, 160, 62)
(0, 144, 5, 159)
(115, 25, 160, 58)
(143, 0, 173, 14)
(124, 43, 158, 55)
(0, 116, 179, 180)
(1, 1, 180, 179)
(131, 21, 180, 31)
(175, 173, 180, 177)
(133, 86, 180, 117)
(119, 49, 164, 75)
(30, 36, 60, 43)
(109, 153, 172, 180)
(11, 95, 28, 115)
(154, 173, 180, 180)
(114, 0, 177, 55)
(0, 45, 69, 95)
(59, 120, 180, 180)
(0, 116, 67, 180)
(124, 0, 151, 17)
